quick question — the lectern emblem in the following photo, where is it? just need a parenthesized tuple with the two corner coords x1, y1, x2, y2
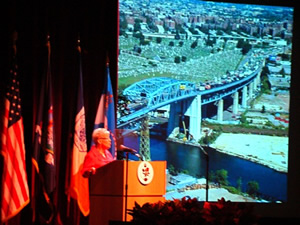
(137, 161, 154, 185)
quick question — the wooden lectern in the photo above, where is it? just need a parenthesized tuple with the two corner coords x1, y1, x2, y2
(89, 160, 166, 225)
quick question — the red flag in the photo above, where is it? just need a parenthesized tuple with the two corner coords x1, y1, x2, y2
(68, 44, 89, 216)
(1, 47, 30, 222)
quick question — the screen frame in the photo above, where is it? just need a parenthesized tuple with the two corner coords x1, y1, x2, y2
(115, 0, 300, 219)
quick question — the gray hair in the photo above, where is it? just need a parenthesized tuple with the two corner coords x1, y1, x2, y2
(92, 128, 110, 143)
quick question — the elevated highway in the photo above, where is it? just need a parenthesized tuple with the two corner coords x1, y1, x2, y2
(118, 65, 261, 131)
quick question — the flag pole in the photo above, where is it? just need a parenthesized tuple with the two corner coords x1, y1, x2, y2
(67, 35, 90, 218)
(31, 33, 55, 224)
(106, 51, 110, 67)
(1, 30, 30, 223)
(12, 31, 18, 56)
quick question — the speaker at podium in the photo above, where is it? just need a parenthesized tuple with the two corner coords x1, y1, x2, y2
(89, 160, 166, 225)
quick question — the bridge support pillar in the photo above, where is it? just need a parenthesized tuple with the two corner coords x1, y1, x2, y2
(242, 86, 248, 108)
(140, 114, 151, 161)
(253, 76, 258, 90)
(167, 102, 181, 138)
(255, 72, 261, 90)
(232, 92, 239, 115)
(185, 95, 202, 141)
(249, 82, 254, 99)
(217, 99, 224, 122)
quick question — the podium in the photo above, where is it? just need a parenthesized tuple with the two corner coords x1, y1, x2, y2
(89, 160, 166, 225)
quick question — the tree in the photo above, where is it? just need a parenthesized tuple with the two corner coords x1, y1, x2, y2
(236, 39, 244, 48)
(198, 26, 209, 34)
(208, 170, 215, 183)
(134, 23, 141, 32)
(202, 134, 210, 145)
(191, 40, 198, 49)
(261, 105, 266, 113)
(236, 39, 252, 55)
(140, 39, 150, 46)
(206, 38, 215, 47)
(168, 164, 178, 176)
(169, 41, 174, 47)
(216, 30, 223, 35)
(223, 38, 228, 49)
(215, 169, 229, 186)
(163, 21, 169, 32)
(156, 37, 162, 44)
(175, 23, 186, 34)
(241, 43, 252, 55)
(224, 26, 232, 35)
(188, 27, 199, 35)
(181, 56, 187, 62)
(260, 66, 271, 94)
(120, 17, 128, 30)
(247, 181, 259, 197)
(133, 31, 144, 40)
(261, 65, 270, 76)
(174, 56, 181, 64)
(133, 45, 142, 54)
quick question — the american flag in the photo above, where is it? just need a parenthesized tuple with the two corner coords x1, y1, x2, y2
(1, 56, 30, 222)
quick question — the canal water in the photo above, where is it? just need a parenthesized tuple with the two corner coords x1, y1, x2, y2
(125, 134, 287, 202)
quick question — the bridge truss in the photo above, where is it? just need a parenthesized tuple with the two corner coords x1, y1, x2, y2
(119, 77, 198, 125)
(118, 68, 259, 127)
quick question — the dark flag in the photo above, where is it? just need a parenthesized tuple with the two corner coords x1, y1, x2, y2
(1, 36, 30, 223)
(31, 36, 55, 223)
(93, 63, 117, 158)
(67, 42, 89, 216)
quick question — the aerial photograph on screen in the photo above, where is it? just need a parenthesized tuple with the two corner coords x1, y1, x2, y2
(117, 0, 293, 203)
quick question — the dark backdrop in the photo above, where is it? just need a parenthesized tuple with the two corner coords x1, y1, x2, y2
(1, 0, 300, 225)
(1, 1, 118, 225)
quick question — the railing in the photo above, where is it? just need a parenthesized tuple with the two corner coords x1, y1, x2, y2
(118, 67, 260, 127)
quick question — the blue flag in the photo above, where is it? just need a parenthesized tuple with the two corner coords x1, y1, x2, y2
(93, 65, 116, 158)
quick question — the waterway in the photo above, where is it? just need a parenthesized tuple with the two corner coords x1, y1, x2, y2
(125, 134, 287, 202)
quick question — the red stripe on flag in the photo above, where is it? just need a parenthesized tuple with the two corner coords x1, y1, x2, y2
(9, 120, 29, 201)
(2, 122, 26, 218)
(7, 130, 24, 203)
(1, 67, 29, 222)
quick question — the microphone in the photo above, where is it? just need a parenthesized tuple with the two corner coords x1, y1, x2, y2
(118, 144, 137, 153)
(118, 145, 144, 161)
(134, 153, 144, 161)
